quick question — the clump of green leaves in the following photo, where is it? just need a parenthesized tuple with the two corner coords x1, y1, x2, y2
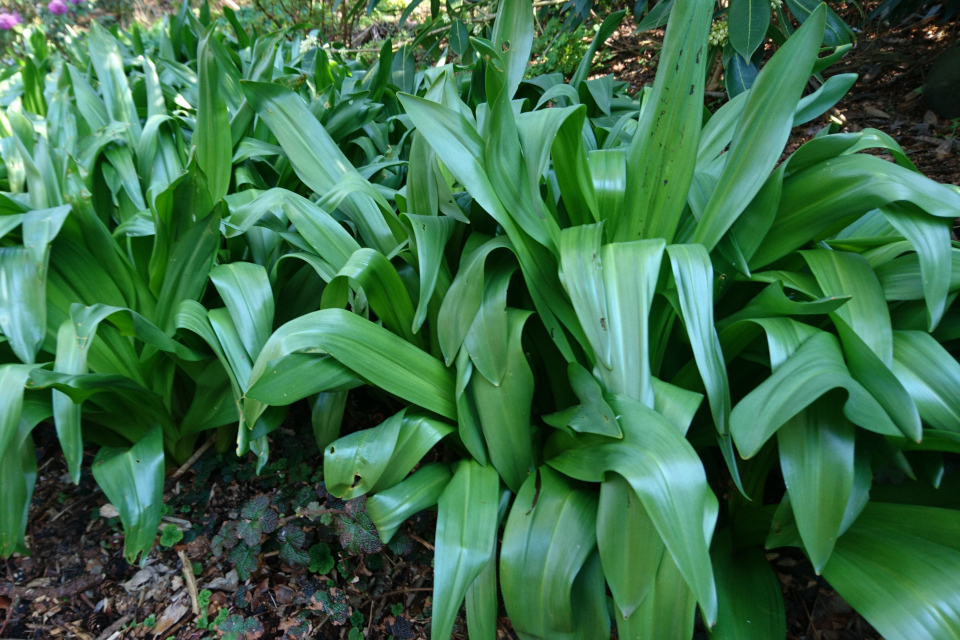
(159, 524, 184, 548)
(308, 542, 335, 574)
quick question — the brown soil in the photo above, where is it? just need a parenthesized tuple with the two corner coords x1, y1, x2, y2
(605, 7, 960, 189)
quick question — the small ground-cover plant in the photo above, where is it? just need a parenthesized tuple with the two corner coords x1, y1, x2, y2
(0, 0, 959, 639)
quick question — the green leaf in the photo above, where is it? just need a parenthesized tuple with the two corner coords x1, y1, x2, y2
(616, 549, 696, 640)
(500, 467, 600, 638)
(470, 309, 535, 493)
(619, 0, 711, 243)
(432, 460, 500, 640)
(730, 328, 900, 457)
(248, 309, 456, 422)
(241, 81, 400, 254)
(0, 399, 49, 558)
(91, 425, 165, 565)
(560, 224, 611, 368)
(160, 524, 184, 547)
(692, 5, 827, 250)
(882, 203, 953, 331)
(709, 531, 785, 639)
(596, 240, 666, 407)
(750, 154, 960, 269)
(490, 0, 534, 99)
(155, 212, 221, 335)
(366, 463, 451, 543)
(197, 29, 233, 203)
(322, 248, 422, 349)
(88, 22, 142, 144)
(449, 19, 469, 56)
(822, 503, 960, 640)
(667, 243, 730, 434)
(729, 0, 772, 60)
(547, 394, 719, 625)
(891, 330, 960, 433)
(0, 247, 46, 364)
(210, 263, 274, 361)
(598, 473, 664, 619)
(778, 397, 855, 573)
(402, 213, 457, 334)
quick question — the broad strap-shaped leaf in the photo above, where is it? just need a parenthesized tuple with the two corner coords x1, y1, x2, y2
(241, 81, 400, 254)
(402, 213, 457, 334)
(822, 503, 960, 640)
(88, 22, 142, 143)
(667, 243, 730, 434)
(0, 399, 50, 558)
(438, 235, 512, 366)
(710, 530, 785, 639)
(154, 211, 221, 335)
(0, 364, 38, 465)
(469, 309, 535, 493)
(778, 397, 855, 573)
(802, 250, 892, 364)
(322, 248, 423, 349)
(197, 29, 233, 203)
(366, 463, 452, 543)
(891, 330, 960, 433)
(730, 329, 901, 457)
(224, 188, 361, 270)
(547, 394, 719, 625)
(692, 5, 826, 250)
(399, 92, 583, 363)
(490, 0, 534, 99)
(500, 467, 600, 638)
(324, 408, 454, 499)
(431, 460, 500, 640)
(619, 0, 711, 243)
(616, 545, 697, 640)
(210, 263, 274, 361)
(882, 203, 953, 331)
(598, 473, 664, 619)
(463, 257, 517, 386)
(800, 250, 922, 442)
(750, 154, 960, 269)
(91, 425, 165, 565)
(597, 240, 666, 407)
(247, 308, 456, 424)
(0, 247, 46, 364)
(559, 224, 611, 368)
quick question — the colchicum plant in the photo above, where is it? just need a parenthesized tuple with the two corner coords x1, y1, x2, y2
(0, 0, 959, 638)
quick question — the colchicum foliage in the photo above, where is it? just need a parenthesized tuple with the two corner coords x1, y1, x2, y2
(1, 0, 960, 638)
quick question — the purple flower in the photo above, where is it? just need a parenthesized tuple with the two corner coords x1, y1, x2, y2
(47, 0, 68, 14)
(0, 11, 21, 29)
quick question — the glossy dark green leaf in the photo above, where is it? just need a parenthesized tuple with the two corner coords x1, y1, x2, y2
(432, 460, 500, 640)
(91, 425, 165, 565)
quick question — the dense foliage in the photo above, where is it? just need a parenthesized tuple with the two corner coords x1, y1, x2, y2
(1, 0, 960, 638)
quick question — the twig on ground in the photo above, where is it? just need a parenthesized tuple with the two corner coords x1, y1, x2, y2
(94, 613, 133, 640)
(172, 436, 216, 479)
(178, 549, 200, 615)
(0, 574, 104, 600)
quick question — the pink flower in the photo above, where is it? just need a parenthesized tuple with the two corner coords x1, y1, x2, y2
(47, 0, 68, 14)
(0, 11, 21, 29)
